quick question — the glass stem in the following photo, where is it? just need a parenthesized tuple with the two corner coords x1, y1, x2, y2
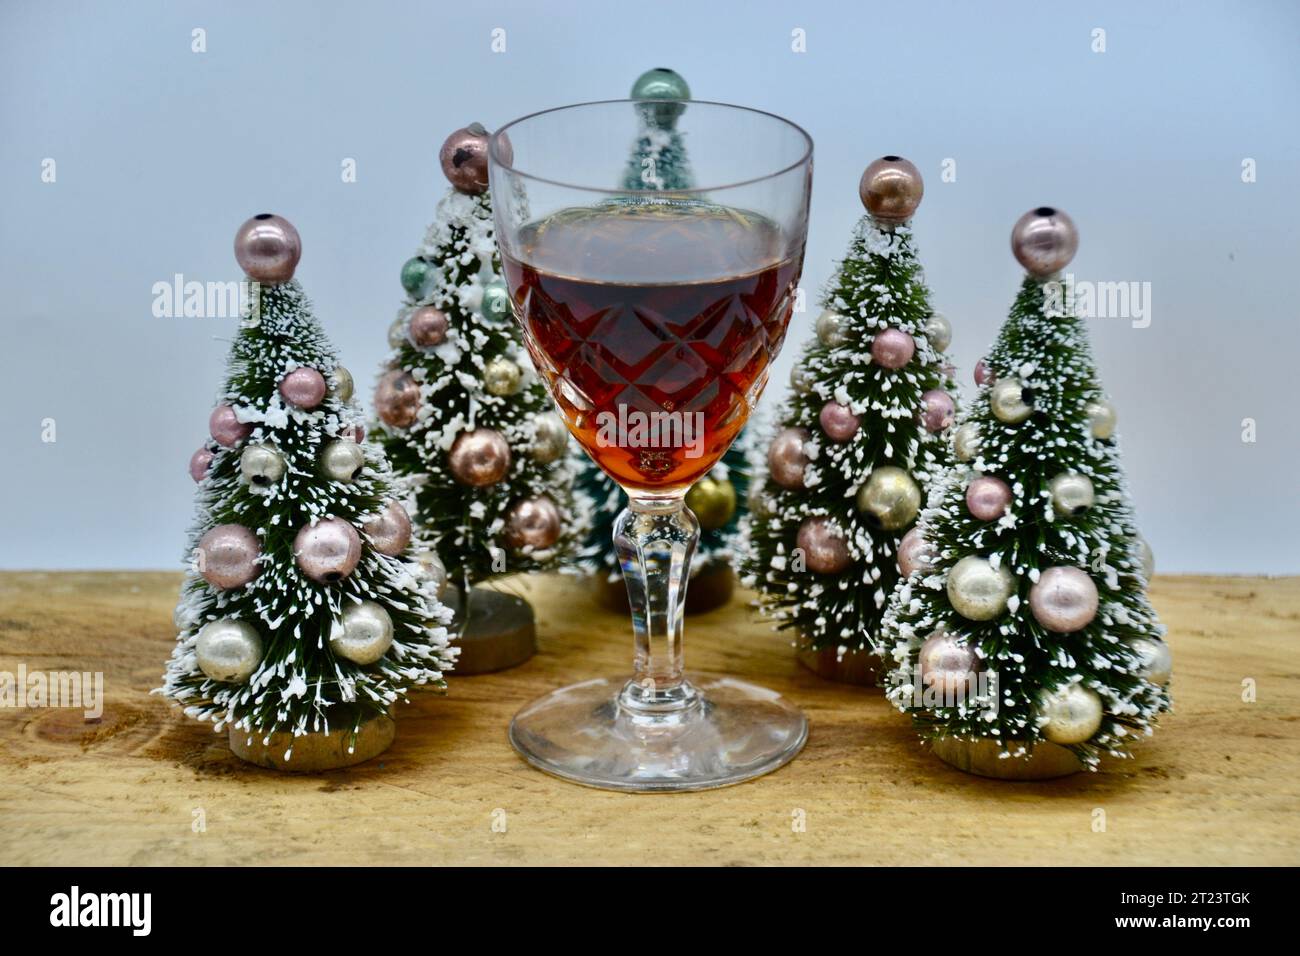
(614, 495, 699, 713)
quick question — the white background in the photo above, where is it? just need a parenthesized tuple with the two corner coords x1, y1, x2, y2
(1, 0, 1296, 572)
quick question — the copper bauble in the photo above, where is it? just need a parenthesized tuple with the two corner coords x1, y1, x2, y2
(503, 496, 562, 551)
(448, 427, 512, 487)
(363, 500, 412, 557)
(407, 306, 449, 350)
(440, 123, 492, 194)
(818, 400, 860, 443)
(233, 213, 301, 284)
(796, 516, 852, 574)
(374, 369, 421, 429)
(859, 155, 924, 223)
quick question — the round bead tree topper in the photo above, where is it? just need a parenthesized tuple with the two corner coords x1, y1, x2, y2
(1011, 206, 1078, 278)
(440, 123, 510, 195)
(234, 213, 301, 284)
(859, 155, 923, 224)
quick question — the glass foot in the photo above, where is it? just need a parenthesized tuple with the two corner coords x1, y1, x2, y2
(508, 675, 808, 792)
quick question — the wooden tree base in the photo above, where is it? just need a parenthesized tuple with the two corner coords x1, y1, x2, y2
(930, 736, 1083, 780)
(445, 586, 537, 675)
(590, 561, 736, 616)
(796, 645, 885, 686)
(228, 715, 395, 772)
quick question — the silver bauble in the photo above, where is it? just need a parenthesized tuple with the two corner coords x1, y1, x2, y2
(947, 555, 1016, 621)
(924, 312, 953, 352)
(239, 443, 286, 489)
(1128, 637, 1172, 686)
(387, 314, 408, 350)
(319, 439, 365, 482)
(484, 356, 523, 396)
(1048, 472, 1095, 517)
(332, 600, 394, 665)
(953, 421, 981, 462)
(790, 364, 815, 395)
(1087, 399, 1117, 440)
(1038, 684, 1103, 745)
(1011, 206, 1079, 278)
(917, 629, 980, 699)
(1136, 534, 1155, 579)
(815, 309, 847, 347)
(855, 466, 921, 531)
(990, 377, 1033, 424)
(530, 412, 569, 463)
(329, 365, 354, 402)
(195, 618, 263, 683)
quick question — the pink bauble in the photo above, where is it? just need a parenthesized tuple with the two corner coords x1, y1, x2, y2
(966, 475, 1012, 521)
(1011, 206, 1079, 278)
(448, 428, 512, 487)
(294, 517, 362, 584)
(197, 524, 261, 590)
(818, 401, 860, 443)
(870, 327, 915, 370)
(407, 306, 449, 349)
(796, 516, 852, 575)
(189, 447, 215, 483)
(374, 369, 421, 429)
(974, 358, 995, 386)
(917, 630, 980, 699)
(503, 496, 563, 550)
(233, 213, 301, 284)
(1029, 566, 1099, 633)
(920, 389, 956, 432)
(279, 367, 327, 409)
(209, 404, 252, 448)
(363, 500, 412, 557)
(768, 427, 810, 490)
(897, 526, 937, 577)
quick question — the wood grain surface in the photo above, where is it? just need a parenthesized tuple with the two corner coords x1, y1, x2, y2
(0, 571, 1296, 866)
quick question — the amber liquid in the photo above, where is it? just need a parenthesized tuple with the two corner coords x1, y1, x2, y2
(501, 200, 803, 492)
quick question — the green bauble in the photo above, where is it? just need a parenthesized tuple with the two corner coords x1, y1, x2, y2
(631, 67, 690, 129)
(400, 257, 431, 296)
(480, 278, 512, 322)
(631, 67, 691, 101)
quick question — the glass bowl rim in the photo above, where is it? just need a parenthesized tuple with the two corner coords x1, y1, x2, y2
(488, 98, 814, 196)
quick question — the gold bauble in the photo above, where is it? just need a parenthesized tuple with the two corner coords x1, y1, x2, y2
(1038, 684, 1103, 745)
(686, 477, 737, 530)
(855, 466, 920, 531)
(484, 356, 523, 396)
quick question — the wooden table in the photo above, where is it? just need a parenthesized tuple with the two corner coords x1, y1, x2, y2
(1, 572, 1296, 866)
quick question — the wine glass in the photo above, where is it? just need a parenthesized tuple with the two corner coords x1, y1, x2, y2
(489, 100, 813, 792)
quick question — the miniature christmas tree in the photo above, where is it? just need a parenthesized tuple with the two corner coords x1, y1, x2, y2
(743, 157, 959, 682)
(620, 67, 693, 190)
(372, 123, 581, 669)
(572, 68, 747, 612)
(881, 207, 1170, 777)
(162, 214, 455, 770)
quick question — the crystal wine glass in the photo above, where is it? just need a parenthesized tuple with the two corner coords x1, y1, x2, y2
(489, 100, 813, 791)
